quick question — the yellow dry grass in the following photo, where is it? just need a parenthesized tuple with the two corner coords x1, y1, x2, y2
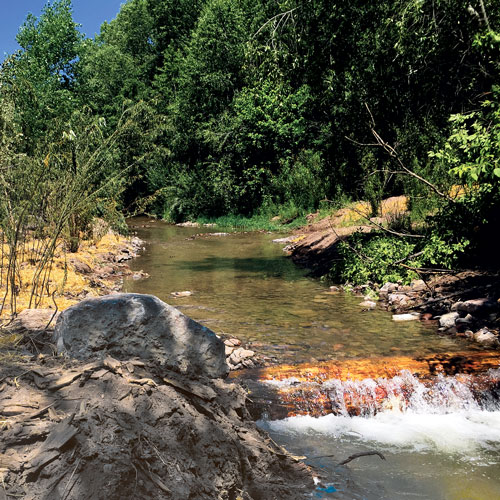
(0, 232, 130, 318)
(380, 195, 408, 216)
(332, 196, 408, 227)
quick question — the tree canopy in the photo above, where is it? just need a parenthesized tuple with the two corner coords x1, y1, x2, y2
(1, 0, 499, 269)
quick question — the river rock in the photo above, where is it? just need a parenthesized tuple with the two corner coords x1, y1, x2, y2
(359, 300, 376, 309)
(176, 221, 200, 227)
(272, 236, 297, 244)
(388, 293, 410, 308)
(224, 338, 241, 347)
(392, 313, 419, 321)
(438, 312, 460, 329)
(473, 328, 498, 346)
(410, 279, 427, 292)
(380, 282, 399, 293)
(455, 314, 476, 331)
(454, 298, 498, 316)
(171, 290, 193, 298)
(54, 293, 228, 379)
(228, 347, 255, 366)
(69, 258, 92, 274)
(7, 309, 60, 336)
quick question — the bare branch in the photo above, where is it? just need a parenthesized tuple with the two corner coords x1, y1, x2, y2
(253, 8, 298, 38)
(347, 105, 455, 202)
(338, 450, 386, 466)
(478, 0, 492, 30)
(309, 450, 387, 465)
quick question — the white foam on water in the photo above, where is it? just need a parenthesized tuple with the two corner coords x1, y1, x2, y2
(264, 409, 500, 457)
(262, 369, 500, 458)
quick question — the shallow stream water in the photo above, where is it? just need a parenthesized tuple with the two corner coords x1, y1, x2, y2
(124, 218, 500, 499)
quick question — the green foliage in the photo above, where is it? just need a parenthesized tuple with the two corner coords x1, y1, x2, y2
(3, 0, 82, 152)
(329, 227, 470, 286)
(196, 203, 307, 230)
(427, 83, 500, 264)
(2, 0, 500, 286)
(272, 150, 327, 211)
(330, 234, 420, 285)
(430, 87, 500, 185)
(30, 0, 497, 225)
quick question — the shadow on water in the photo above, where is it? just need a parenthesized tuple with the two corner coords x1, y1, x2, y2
(124, 220, 481, 364)
(172, 255, 300, 279)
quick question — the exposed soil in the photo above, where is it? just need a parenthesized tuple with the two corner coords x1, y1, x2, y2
(285, 196, 408, 276)
(0, 353, 314, 500)
(65, 234, 146, 298)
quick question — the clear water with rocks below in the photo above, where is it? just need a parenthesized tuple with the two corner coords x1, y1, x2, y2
(124, 218, 500, 499)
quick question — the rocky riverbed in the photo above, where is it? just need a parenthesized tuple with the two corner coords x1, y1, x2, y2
(345, 270, 500, 349)
(278, 204, 500, 351)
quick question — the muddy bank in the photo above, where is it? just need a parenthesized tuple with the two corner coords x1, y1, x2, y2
(1, 292, 314, 500)
(283, 197, 407, 277)
(0, 355, 313, 499)
(0, 229, 146, 321)
(65, 234, 146, 298)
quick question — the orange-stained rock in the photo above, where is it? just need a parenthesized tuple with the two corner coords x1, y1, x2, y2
(234, 351, 500, 419)
(233, 351, 500, 383)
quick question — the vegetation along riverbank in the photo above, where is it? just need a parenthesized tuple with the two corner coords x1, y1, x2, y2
(1, 0, 500, 497)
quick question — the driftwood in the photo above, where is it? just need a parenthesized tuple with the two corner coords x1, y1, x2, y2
(25, 414, 78, 479)
(103, 356, 122, 373)
(48, 361, 102, 391)
(23, 402, 56, 421)
(338, 450, 386, 466)
(410, 284, 492, 310)
(61, 458, 81, 500)
(135, 462, 171, 494)
(307, 450, 386, 465)
(48, 372, 83, 391)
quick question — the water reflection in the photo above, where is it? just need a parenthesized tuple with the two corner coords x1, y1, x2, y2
(124, 218, 476, 364)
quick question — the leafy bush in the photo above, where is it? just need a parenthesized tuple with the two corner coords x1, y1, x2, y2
(330, 233, 420, 285)
(329, 228, 470, 286)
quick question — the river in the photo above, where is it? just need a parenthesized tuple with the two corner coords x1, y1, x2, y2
(124, 218, 500, 499)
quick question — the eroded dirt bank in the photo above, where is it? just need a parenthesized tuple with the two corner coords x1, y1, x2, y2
(0, 354, 313, 499)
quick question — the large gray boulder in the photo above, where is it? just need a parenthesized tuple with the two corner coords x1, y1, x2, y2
(54, 293, 228, 379)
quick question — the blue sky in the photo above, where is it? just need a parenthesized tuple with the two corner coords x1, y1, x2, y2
(1, 0, 127, 60)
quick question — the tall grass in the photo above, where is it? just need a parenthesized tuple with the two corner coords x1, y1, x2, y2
(0, 100, 147, 320)
(196, 202, 309, 231)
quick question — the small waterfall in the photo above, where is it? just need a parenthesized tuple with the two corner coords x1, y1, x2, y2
(264, 368, 500, 417)
(237, 351, 500, 419)
(257, 368, 500, 469)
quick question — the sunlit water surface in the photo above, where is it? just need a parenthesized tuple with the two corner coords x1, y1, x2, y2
(123, 219, 474, 363)
(124, 219, 500, 499)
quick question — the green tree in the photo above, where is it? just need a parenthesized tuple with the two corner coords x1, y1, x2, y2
(2, 0, 82, 153)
